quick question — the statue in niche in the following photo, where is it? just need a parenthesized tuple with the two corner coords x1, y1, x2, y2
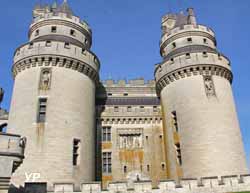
(40, 69, 51, 90)
(204, 76, 216, 97)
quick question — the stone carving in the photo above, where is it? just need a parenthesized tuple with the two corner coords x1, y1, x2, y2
(118, 129, 143, 149)
(203, 75, 216, 97)
(40, 68, 52, 90)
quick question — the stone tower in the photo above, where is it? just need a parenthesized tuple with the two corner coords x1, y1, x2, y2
(8, 1, 100, 188)
(155, 8, 248, 179)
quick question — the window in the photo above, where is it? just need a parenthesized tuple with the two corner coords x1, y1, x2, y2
(35, 30, 39, 36)
(175, 143, 182, 166)
(153, 106, 158, 112)
(37, 98, 47, 123)
(203, 52, 208, 57)
(161, 163, 165, 170)
(114, 106, 119, 112)
(70, 29, 76, 36)
(107, 93, 112, 96)
(186, 53, 191, 59)
(203, 38, 207, 44)
(85, 39, 88, 45)
(171, 111, 179, 132)
(172, 42, 176, 48)
(147, 165, 150, 172)
(51, 26, 57, 33)
(29, 43, 34, 49)
(102, 127, 111, 142)
(127, 106, 132, 112)
(82, 48, 86, 54)
(187, 37, 192, 42)
(124, 166, 127, 173)
(64, 42, 70, 49)
(73, 139, 81, 166)
(140, 106, 145, 112)
(102, 152, 112, 174)
(123, 93, 128, 96)
(170, 58, 174, 63)
(46, 41, 51, 47)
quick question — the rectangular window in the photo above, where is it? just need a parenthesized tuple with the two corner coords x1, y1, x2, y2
(64, 42, 70, 49)
(73, 139, 81, 166)
(35, 30, 39, 36)
(114, 106, 119, 112)
(187, 37, 192, 42)
(102, 127, 111, 142)
(51, 26, 57, 33)
(140, 106, 145, 112)
(102, 152, 112, 174)
(46, 41, 52, 47)
(203, 38, 207, 44)
(186, 53, 191, 59)
(127, 106, 132, 112)
(37, 98, 47, 123)
(29, 43, 34, 49)
(70, 29, 76, 36)
(171, 111, 179, 132)
(153, 106, 158, 112)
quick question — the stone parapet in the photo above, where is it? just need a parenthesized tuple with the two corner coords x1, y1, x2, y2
(23, 174, 250, 193)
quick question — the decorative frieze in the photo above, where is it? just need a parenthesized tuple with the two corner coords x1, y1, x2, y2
(156, 64, 232, 95)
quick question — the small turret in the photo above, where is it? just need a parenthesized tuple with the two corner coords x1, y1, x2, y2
(187, 8, 197, 25)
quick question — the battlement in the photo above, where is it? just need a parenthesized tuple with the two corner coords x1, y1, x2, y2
(32, 2, 91, 34)
(25, 175, 250, 193)
(161, 24, 215, 46)
(99, 79, 156, 87)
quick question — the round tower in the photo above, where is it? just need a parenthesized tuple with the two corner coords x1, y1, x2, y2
(155, 8, 248, 179)
(8, 1, 100, 188)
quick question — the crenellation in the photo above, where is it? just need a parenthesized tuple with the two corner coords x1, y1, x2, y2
(36, 175, 250, 193)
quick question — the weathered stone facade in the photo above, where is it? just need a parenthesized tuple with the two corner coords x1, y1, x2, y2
(7, 1, 100, 189)
(0, 2, 249, 193)
(155, 8, 248, 179)
(96, 79, 168, 188)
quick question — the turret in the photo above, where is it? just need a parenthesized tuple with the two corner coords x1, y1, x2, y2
(8, 0, 100, 189)
(155, 8, 248, 179)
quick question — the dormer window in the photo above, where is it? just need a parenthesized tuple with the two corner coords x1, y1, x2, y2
(51, 26, 57, 33)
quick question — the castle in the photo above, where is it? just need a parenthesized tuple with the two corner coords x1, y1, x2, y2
(0, 1, 249, 193)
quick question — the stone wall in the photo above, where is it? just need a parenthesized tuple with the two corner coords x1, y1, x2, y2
(28, 175, 250, 193)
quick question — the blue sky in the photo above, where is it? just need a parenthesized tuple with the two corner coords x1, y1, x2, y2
(0, 0, 249, 168)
